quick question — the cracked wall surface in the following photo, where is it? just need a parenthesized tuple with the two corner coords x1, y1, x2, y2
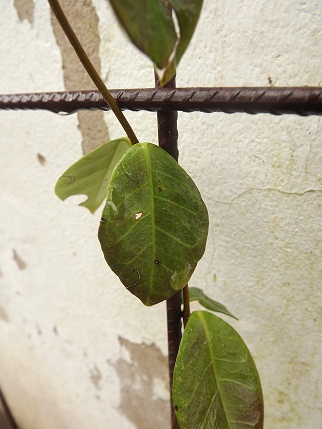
(1, 1, 322, 429)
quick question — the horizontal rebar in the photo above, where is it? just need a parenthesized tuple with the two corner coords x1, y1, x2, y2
(0, 87, 322, 116)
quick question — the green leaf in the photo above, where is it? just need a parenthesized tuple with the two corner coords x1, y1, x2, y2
(189, 287, 238, 320)
(98, 143, 209, 306)
(162, 0, 204, 84)
(170, 0, 203, 62)
(173, 311, 264, 429)
(109, 0, 177, 70)
(55, 138, 131, 213)
(109, 0, 203, 85)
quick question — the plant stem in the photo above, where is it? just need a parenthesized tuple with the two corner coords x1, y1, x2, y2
(183, 285, 191, 327)
(48, 0, 139, 145)
(155, 73, 181, 429)
(166, 292, 182, 429)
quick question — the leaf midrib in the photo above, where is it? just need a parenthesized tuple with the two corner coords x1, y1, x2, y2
(143, 145, 156, 302)
(198, 312, 233, 429)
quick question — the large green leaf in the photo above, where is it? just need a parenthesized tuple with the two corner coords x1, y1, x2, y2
(173, 311, 264, 429)
(55, 138, 131, 213)
(189, 287, 238, 320)
(98, 143, 209, 306)
(108, 0, 203, 85)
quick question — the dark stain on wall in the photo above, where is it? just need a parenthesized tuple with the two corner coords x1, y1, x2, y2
(0, 307, 9, 323)
(37, 153, 46, 166)
(113, 337, 170, 429)
(14, 0, 35, 25)
(89, 365, 103, 390)
(50, 0, 110, 154)
(12, 249, 27, 270)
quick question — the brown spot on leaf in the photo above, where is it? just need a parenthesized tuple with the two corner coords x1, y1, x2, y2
(113, 337, 169, 429)
(158, 186, 163, 192)
(12, 249, 27, 270)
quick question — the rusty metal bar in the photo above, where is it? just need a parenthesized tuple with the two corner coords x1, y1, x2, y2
(1, 87, 322, 116)
(155, 74, 181, 429)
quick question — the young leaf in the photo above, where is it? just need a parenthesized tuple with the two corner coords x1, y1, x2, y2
(173, 311, 264, 429)
(189, 287, 238, 320)
(55, 138, 131, 213)
(108, 0, 203, 85)
(98, 143, 209, 306)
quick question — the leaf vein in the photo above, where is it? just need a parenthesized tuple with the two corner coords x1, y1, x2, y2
(156, 227, 191, 248)
(154, 194, 196, 214)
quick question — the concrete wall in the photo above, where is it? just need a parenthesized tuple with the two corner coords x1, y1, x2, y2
(1, 1, 322, 428)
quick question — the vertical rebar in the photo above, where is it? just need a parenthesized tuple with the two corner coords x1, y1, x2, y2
(155, 74, 181, 429)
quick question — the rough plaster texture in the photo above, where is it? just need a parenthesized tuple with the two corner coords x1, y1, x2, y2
(0, 1, 321, 428)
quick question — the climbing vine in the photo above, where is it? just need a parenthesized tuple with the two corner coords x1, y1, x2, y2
(50, 1, 264, 428)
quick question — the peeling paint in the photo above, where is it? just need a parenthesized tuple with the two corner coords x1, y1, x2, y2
(12, 249, 27, 270)
(50, 0, 110, 154)
(13, 0, 35, 25)
(113, 337, 169, 429)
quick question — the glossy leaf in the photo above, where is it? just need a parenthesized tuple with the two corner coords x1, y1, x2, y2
(189, 287, 238, 320)
(109, 0, 203, 85)
(173, 311, 264, 429)
(98, 143, 209, 306)
(55, 138, 131, 213)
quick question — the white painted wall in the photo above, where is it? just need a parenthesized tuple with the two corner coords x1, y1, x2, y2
(1, 1, 322, 428)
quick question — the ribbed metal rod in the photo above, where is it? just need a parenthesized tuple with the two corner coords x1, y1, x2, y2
(155, 74, 181, 429)
(1, 87, 322, 116)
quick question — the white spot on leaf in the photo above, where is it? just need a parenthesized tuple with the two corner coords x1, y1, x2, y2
(134, 211, 143, 221)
